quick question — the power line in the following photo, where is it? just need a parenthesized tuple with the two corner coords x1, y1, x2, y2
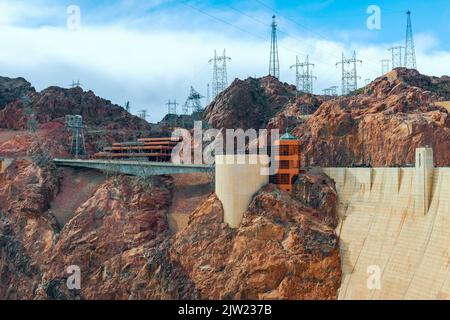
(252, 0, 381, 75)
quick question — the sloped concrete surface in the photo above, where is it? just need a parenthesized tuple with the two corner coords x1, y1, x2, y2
(323, 167, 450, 300)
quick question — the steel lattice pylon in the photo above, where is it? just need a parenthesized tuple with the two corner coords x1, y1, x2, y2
(269, 15, 280, 79)
(209, 49, 231, 99)
(336, 51, 362, 95)
(65, 115, 86, 157)
(322, 86, 338, 97)
(388, 46, 404, 69)
(183, 86, 204, 115)
(290, 55, 316, 94)
(404, 11, 417, 69)
(380, 59, 391, 75)
(166, 100, 178, 115)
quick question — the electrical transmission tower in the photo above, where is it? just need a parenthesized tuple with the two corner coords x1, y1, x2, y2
(69, 80, 83, 88)
(138, 110, 148, 120)
(65, 115, 86, 157)
(404, 11, 417, 69)
(290, 55, 316, 94)
(336, 51, 362, 95)
(209, 49, 231, 98)
(269, 15, 280, 79)
(322, 86, 338, 97)
(183, 86, 204, 115)
(167, 100, 178, 115)
(380, 59, 391, 75)
(388, 46, 404, 69)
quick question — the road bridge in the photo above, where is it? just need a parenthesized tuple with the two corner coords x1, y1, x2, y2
(53, 159, 214, 177)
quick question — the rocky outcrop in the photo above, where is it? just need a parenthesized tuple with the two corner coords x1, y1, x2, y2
(0, 80, 160, 157)
(37, 175, 198, 300)
(0, 160, 60, 299)
(0, 160, 198, 300)
(382, 68, 450, 100)
(0, 86, 149, 131)
(1, 157, 340, 300)
(204, 76, 297, 130)
(0, 76, 34, 110)
(292, 171, 338, 228)
(294, 69, 450, 167)
(267, 94, 325, 132)
(203, 69, 449, 167)
(171, 184, 341, 300)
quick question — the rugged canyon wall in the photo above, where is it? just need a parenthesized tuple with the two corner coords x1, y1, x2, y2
(0, 159, 198, 299)
(0, 77, 159, 157)
(0, 159, 60, 299)
(171, 184, 341, 300)
(0, 158, 341, 299)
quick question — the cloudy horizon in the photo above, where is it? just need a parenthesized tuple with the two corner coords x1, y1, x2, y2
(0, 0, 449, 122)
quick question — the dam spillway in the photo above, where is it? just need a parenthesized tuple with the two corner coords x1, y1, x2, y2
(322, 165, 450, 300)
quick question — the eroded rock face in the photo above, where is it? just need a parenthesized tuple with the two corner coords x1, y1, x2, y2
(0, 86, 149, 131)
(0, 81, 160, 157)
(203, 69, 449, 167)
(0, 77, 34, 110)
(0, 161, 198, 300)
(0, 160, 60, 299)
(171, 184, 341, 300)
(292, 171, 338, 229)
(38, 175, 198, 300)
(203, 76, 297, 130)
(1, 158, 341, 300)
(294, 69, 450, 167)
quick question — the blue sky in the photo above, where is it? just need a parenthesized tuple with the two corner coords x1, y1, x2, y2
(0, 0, 449, 122)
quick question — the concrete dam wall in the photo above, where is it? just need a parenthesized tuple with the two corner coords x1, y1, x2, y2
(322, 163, 450, 299)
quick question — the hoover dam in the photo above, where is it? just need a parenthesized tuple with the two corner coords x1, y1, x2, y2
(323, 149, 450, 299)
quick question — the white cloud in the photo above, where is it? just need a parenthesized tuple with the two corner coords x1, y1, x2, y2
(0, 1, 449, 122)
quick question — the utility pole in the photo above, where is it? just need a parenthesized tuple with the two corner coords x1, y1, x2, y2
(380, 59, 391, 75)
(336, 51, 362, 95)
(269, 15, 280, 79)
(290, 55, 316, 94)
(404, 11, 417, 69)
(166, 100, 178, 115)
(209, 49, 231, 98)
(388, 46, 404, 69)
(125, 101, 131, 113)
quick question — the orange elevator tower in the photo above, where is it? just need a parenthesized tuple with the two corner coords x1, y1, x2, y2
(272, 132, 300, 192)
